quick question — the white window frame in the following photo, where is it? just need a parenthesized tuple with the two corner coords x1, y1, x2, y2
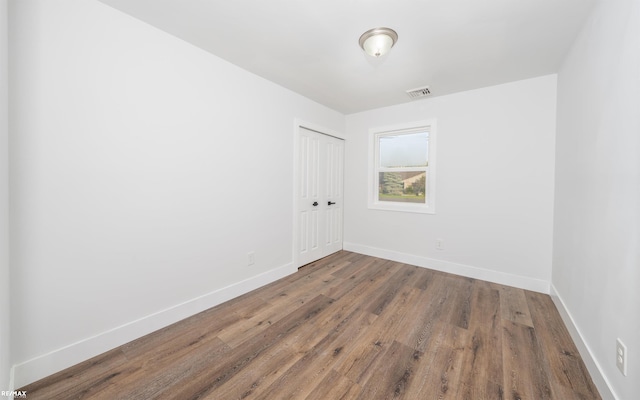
(368, 120, 437, 214)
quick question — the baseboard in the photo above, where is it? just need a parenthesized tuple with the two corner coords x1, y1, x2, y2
(550, 284, 617, 400)
(11, 262, 296, 389)
(343, 242, 550, 293)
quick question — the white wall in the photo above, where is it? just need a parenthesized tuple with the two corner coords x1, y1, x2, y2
(0, 0, 10, 392)
(9, 0, 344, 387)
(553, 0, 640, 398)
(344, 75, 557, 292)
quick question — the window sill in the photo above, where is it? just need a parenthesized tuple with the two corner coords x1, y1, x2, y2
(368, 201, 435, 214)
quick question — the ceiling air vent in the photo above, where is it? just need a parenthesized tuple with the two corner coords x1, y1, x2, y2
(406, 86, 431, 99)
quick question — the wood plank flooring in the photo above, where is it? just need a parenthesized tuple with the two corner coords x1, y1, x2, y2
(20, 251, 601, 399)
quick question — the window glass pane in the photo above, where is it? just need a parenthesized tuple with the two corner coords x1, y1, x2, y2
(378, 171, 426, 203)
(379, 132, 428, 168)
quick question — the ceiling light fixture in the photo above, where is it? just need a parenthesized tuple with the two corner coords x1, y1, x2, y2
(359, 27, 398, 57)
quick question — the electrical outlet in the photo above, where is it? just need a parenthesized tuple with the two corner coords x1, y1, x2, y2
(616, 338, 627, 376)
(247, 251, 255, 266)
(435, 239, 444, 251)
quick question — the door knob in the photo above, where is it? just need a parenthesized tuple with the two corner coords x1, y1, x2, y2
(312, 201, 319, 206)
(328, 201, 336, 206)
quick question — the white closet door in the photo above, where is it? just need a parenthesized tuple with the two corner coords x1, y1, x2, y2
(297, 127, 344, 266)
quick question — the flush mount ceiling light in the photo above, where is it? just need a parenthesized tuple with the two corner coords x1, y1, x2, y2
(359, 27, 398, 57)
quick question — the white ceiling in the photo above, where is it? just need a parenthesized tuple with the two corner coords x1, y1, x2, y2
(97, 0, 596, 114)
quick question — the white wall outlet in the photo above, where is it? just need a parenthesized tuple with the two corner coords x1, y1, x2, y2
(247, 251, 255, 266)
(616, 338, 627, 376)
(435, 239, 444, 251)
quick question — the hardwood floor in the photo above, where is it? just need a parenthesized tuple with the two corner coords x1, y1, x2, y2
(20, 251, 601, 399)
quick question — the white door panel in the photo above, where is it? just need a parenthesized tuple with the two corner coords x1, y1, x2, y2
(297, 127, 344, 266)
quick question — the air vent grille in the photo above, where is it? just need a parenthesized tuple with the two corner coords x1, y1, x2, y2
(406, 86, 431, 99)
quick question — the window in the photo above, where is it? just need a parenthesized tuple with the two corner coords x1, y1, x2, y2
(369, 121, 436, 213)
